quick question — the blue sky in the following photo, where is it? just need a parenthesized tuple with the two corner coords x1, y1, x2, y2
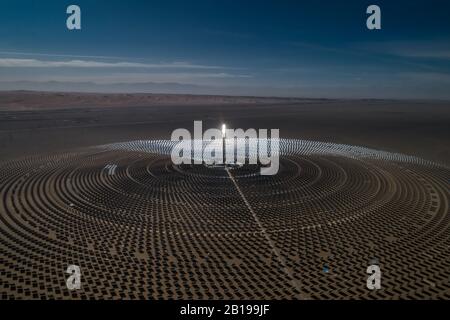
(1, 0, 450, 98)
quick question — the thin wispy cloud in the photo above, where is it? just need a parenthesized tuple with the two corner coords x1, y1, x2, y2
(0, 51, 130, 60)
(287, 40, 439, 71)
(392, 49, 450, 60)
(398, 71, 450, 83)
(12, 72, 252, 84)
(356, 40, 450, 60)
(0, 58, 223, 69)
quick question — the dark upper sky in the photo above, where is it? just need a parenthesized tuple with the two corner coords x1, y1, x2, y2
(1, 0, 450, 98)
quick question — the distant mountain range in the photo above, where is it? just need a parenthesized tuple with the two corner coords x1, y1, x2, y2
(0, 80, 216, 95)
(1, 81, 446, 100)
(0, 80, 343, 98)
(0, 89, 313, 111)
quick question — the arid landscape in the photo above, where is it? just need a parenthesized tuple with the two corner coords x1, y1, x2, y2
(1, 91, 449, 164)
(0, 91, 449, 299)
(2, 0, 450, 310)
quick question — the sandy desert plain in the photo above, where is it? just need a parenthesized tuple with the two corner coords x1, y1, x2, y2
(0, 91, 449, 299)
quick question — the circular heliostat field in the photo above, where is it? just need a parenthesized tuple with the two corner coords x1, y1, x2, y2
(0, 139, 449, 299)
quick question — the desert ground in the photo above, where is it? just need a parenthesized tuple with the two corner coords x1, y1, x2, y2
(0, 91, 448, 164)
(0, 91, 449, 299)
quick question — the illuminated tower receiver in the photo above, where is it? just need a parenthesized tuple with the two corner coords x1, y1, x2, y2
(222, 123, 226, 164)
(222, 124, 226, 138)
